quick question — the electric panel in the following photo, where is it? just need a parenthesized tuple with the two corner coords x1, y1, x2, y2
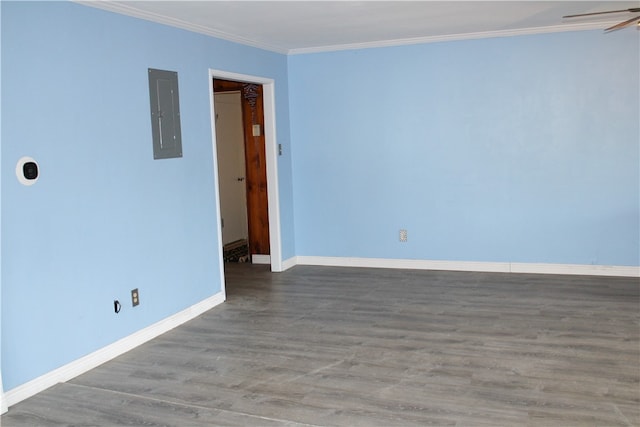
(148, 68, 183, 159)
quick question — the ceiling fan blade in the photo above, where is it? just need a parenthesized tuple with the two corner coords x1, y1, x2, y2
(563, 7, 640, 18)
(604, 14, 640, 31)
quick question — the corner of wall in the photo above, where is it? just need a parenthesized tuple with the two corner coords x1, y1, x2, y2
(280, 256, 298, 272)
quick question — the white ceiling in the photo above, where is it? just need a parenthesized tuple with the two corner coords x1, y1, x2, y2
(79, 1, 640, 54)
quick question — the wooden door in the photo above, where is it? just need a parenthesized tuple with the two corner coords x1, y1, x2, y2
(213, 79, 270, 258)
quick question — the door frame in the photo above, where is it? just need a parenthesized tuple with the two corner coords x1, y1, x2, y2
(208, 69, 283, 277)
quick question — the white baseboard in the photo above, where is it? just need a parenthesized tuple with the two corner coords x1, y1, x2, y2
(4, 257, 636, 410)
(252, 254, 271, 265)
(280, 256, 297, 271)
(509, 262, 640, 277)
(294, 256, 640, 277)
(4, 291, 226, 410)
(1, 375, 6, 414)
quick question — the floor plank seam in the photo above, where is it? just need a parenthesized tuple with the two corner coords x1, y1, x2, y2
(612, 403, 634, 427)
(65, 382, 322, 427)
(283, 358, 350, 384)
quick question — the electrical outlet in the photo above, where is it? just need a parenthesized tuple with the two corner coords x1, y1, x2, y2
(131, 288, 140, 307)
(399, 229, 408, 242)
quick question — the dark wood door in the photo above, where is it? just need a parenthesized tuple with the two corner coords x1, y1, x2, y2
(213, 79, 270, 257)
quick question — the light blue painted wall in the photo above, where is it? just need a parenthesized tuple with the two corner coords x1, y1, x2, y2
(2, 0, 638, 400)
(289, 30, 639, 266)
(0, 0, 3, 399)
(1, 1, 293, 390)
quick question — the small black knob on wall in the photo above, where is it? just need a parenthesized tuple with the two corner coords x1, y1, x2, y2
(23, 162, 38, 180)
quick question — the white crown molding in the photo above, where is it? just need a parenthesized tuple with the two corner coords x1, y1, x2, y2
(288, 21, 623, 55)
(4, 291, 226, 409)
(73, 1, 622, 56)
(294, 256, 640, 277)
(73, 1, 290, 54)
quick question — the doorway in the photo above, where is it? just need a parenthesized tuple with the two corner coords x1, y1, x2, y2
(213, 78, 269, 264)
(209, 69, 282, 276)
(214, 91, 249, 262)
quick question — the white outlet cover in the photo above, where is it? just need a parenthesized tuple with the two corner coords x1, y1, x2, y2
(16, 156, 39, 186)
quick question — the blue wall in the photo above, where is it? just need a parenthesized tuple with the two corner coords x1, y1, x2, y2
(289, 31, 639, 266)
(1, 1, 293, 390)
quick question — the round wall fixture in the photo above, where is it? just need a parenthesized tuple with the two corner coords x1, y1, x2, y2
(16, 156, 39, 186)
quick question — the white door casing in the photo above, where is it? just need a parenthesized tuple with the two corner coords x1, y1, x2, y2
(208, 69, 282, 274)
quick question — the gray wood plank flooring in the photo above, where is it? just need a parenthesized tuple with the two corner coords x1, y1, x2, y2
(3, 264, 639, 426)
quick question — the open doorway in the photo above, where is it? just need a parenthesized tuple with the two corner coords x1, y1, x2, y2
(209, 69, 282, 276)
(214, 78, 269, 264)
(214, 91, 250, 262)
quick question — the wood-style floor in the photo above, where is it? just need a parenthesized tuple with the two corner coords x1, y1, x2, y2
(3, 264, 639, 426)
